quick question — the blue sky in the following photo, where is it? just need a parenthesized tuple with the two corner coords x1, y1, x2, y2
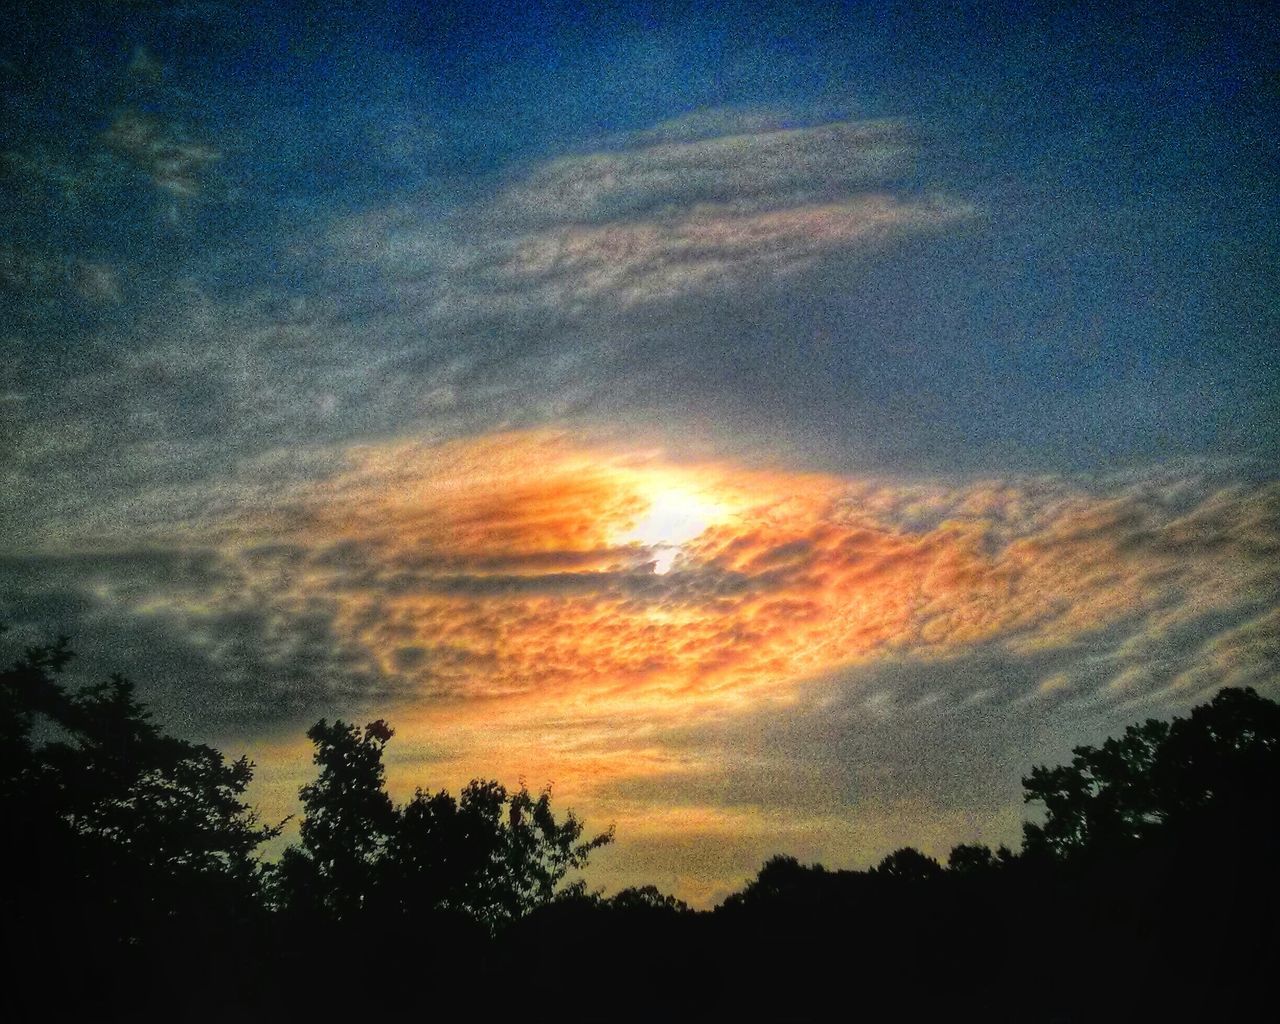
(6, 2, 1276, 474)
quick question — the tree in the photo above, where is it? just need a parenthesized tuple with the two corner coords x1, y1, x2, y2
(385, 778, 613, 927)
(719, 855, 834, 911)
(874, 846, 944, 881)
(1022, 686, 1280, 861)
(276, 717, 613, 929)
(274, 719, 397, 920)
(0, 635, 279, 947)
(499, 781, 614, 918)
(947, 843, 995, 873)
(46, 674, 279, 912)
(610, 884, 690, 914)
(0, 635, 74, 835)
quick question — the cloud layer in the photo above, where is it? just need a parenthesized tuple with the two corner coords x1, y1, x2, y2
(328, 116, 970, 320)
(4, 10, 1276, 904)
(5, 430, 1276, 900)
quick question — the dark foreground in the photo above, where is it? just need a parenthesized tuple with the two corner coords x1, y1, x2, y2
(10, 835, 1274, 1022)
(3, 638, 1276, 1021)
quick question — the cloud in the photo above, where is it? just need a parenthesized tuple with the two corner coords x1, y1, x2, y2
(494, 118, 912, 224)
(101, 108, 222, 197)
(502, 195, 965, 311)
(0, 243, 122, 306)
(8, 433, 1273, 737)
(327, 115, 972, 319)
(3, 109, 981, 559)
(610, 107, 802, 148)
(0, 545, 404, 736)
(1, 38, 226, 358)
(0, 243, 66, 297)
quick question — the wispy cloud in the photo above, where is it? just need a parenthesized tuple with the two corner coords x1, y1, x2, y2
(327, 115, 972, 318)
(494, 118, 912, 223)
(501, 195, 964, 310)
(101, 108, 222, 198)
(5, 112, 979, 557)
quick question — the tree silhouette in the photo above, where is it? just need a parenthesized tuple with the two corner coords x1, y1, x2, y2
(0, 635, 74, 836)
(731, 854, 810, 900)
(386, 778, 614, 926)
(357, 777, 617, 1018)
(610, 884, 691, 914)
(1, 634, 281, 1019)
(51, 675, 277, 891)
(274, 719, 396, 919)
(718, 854, 844, 913)
(874, 846, 944, 880)
(275, 716, 613, 929)
(946, 842, 995, 873)
(4, 631, 1275, 1020)
(1022, 687, 1280, 861)
(1, 637, 278, 938)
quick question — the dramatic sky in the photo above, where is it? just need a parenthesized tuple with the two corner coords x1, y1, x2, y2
(3, 1, 1278, 904)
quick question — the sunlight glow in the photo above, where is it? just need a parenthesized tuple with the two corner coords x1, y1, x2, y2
(621, 486, 726, 573)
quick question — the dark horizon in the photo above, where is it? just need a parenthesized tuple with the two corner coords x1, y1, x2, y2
(3, 635, 1276, 1020)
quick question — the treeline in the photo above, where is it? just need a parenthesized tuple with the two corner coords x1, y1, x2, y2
(2, 636, 1276, 1021)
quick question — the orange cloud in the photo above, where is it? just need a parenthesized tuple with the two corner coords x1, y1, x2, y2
(202, 434, 1277, 735)
(17, 430, 1273, 903)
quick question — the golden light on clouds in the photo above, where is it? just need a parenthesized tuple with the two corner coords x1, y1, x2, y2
(616, 476, 737, 572)
(10, 427, 1276, 902)
(212, 431, 1277, 739)
(265, 432, 856, 716)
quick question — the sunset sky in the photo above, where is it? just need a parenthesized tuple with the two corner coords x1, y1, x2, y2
(3, 1, 1278, 905)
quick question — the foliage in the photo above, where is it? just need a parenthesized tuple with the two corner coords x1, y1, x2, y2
(946, 843, 995, 873)
(392, 778, 613, 925)
(0, 635, 73, 817)
(610, 884, 691, 914)
(49, 675, 278, 889)
(1022, 687, 1280, 860)
(274, 719, 397, 919)
(275, 717, 614, 929)
(1, 636, 279, 935)
(1, 634, 287, 1020)
(874, 846, 944, 880)
(946, 842, 1016, 873)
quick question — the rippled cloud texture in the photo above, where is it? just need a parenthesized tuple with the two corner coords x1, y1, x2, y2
(6, 430, 1276, 899)
(4, 2, 1278, 902)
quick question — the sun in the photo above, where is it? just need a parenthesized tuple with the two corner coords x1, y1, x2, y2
(620, 485, 726, 573)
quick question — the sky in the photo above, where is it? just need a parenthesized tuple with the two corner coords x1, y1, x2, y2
(2, 0, 1278, 905)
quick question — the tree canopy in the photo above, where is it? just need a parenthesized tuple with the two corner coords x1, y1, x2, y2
(1, 636, 279, 938)
(1022, 686, 1280, 861)
(274, 716, 614, 929)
